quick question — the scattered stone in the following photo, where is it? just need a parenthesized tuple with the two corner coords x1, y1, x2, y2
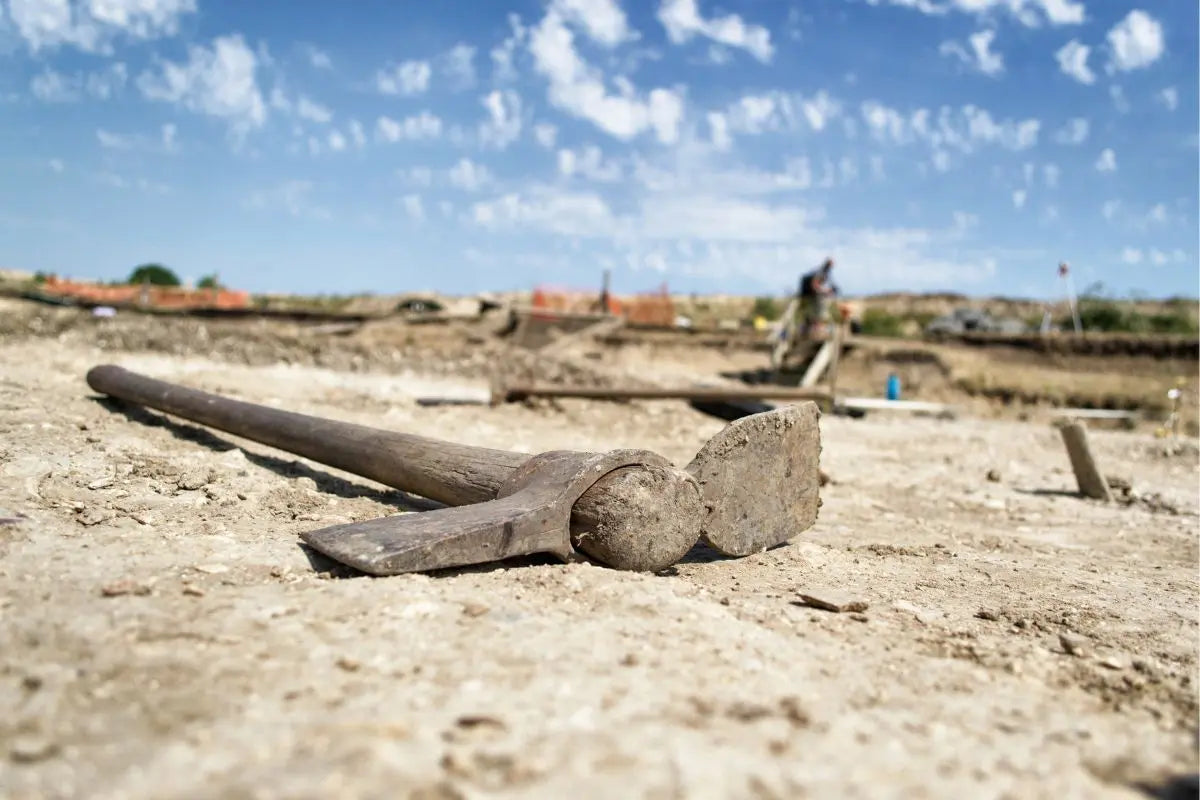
(294, 477, 318, 493)
(194, 563, 230, 575)
(100, 579, 151, 597)
(336, 656, 361, 672)
(975, 609, 1000, 621)
(461, 602, 490, 617)
(986, 469, 1001, 483)
(182, 586, 206, 597)
(9, 736, 58, 763)
(620, 653, 639, 666)
(177, 469, 211, 491)
(1059, 632, 1088, 656)
(1013, 618, 1031, 630)
(797, 589, 868, 614)
(1098, 655, 1125, 670)
(86, 477, 113, 490)
(76, 507, 116, 527)
(849, 613, 870, 623)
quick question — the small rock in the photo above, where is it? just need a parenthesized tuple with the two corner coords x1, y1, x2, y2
(461, 602, 490, 617)
(177, 469, 211, 491)
(975, 609, 1000, 621)
(294, 477, 318, 492)
(336, 656, 361, 672)
(100, 580, 151, 597)
(849, 613, 870, 623)
(87, 477, 113, 491)
(9, 736, 58, 763)
(77, 507, 116, 527)
(797, 590, 868, 614)
(182, 586, 206, 597)
(986, 469, 1001, 483)
(194, 563, 229, 575)
(620, 653, 638, 666)
(1059, 632, 1087, 656)
(1099, 655, 1125, 670)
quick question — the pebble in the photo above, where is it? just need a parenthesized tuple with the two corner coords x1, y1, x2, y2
(798, 589, 868, 614)
(77, 507, 116, 527)
(986, 469, 1001, 483)
(182, 586, 206, 597)
(1099, 656, 1125, 670)
(100, 580, 151, 597)
(975, 609, 1000, 621)
(177, 469, 211, 491)
(9, 736, 58, 763)
(194, 563, 230, 575)
(336, 656, 361, 672)
(1059, 632, 1087, 656)
(87, 477, 113, 490)
(462, 602, 490, 617)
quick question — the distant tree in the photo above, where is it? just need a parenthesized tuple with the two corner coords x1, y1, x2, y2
(751, 296, 782, 321)
(32, 271, 49, 284)
(127, 263, 180, 286)
(196, 274, 221, 290)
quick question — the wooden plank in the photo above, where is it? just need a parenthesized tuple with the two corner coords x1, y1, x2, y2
(498, 383, 832, 404)
(800, 339, 835, 388)
(835, 397, 958, 416)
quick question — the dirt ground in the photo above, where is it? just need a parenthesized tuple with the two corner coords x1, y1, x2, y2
(1, 300, 1198, 799)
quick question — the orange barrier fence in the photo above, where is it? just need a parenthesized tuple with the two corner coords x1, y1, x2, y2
(39, 277, 250, 310)
(530, 283, 675, 327)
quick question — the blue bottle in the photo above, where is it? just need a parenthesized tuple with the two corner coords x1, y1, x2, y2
(886, 373, 901, 401)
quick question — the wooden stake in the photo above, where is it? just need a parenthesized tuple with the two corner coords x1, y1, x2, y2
(1058, 421, 1112, 501)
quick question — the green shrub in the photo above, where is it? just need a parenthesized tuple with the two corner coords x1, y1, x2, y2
(859, 309, 905, 337)
(751, 296, 782, 320)
(127, 264, 180, 286)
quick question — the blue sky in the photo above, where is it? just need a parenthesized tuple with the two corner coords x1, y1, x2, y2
(1, 0, 1196, 298)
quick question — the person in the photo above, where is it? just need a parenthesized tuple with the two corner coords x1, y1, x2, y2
(798, 258, 838, 338)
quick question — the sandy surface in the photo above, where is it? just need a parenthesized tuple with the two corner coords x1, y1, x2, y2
(1, 308, 1198, 799)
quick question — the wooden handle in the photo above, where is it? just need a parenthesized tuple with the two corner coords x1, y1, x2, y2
(85, 365, 702, 571)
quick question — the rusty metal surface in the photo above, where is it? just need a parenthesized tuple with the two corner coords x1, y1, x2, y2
(685, 403, 822, 557)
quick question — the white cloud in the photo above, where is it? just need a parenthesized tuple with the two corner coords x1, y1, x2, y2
(1109, 84, 1130, 113)
(1146, 203, 1168, 225)
(301, 43, 332, 70)
(1043, 163, 1059, 188)
(1101, 199, 1120, 220)
(861, 101, 1040, 155)
(707, 111, 731, 150)
(1055, 39, 1094, 84)
(449, 157, 493, 191)
(534, 122, 558, 148)
(245, 180, 330, 220)
(7, 0, 196, 53)
(555, 0, 634, 46)
(940, 29, 1004, 76)
(658, 0, 773, 62)
(868, 0, 1084, 27)
(348, 119, 365, 148)
(441, 43, 476, 89)
(529, 5, 685, 144)
(30, 62, 127, 102)
(327, 130, 346, 152)
(491, 13, 527, 81)
(558, 145, 622, 182)
(1012, 189, 1027, 209)
(1149, 249, 1168, 266)
(1053, 117, 1088, 145)
(376, 60, 431, 95)
(1157, 87, 1178, 111)
(801, 91, 840, 131)
(48, 158, 65, 173)
(376, 111, 443, 142)
(295, 95, 331, 124)
(931, 150, 951, 172)
(1106, 10, 1164, 72)
(137, 34, 266, 133)
(1094, 148, 1116, 172)
(397, 166, 434, 187)
(479, 89, 522, 149)
(401, 194, 425, 222)
(1121, 247, 1142, 265)
(472, 186, 621, 238)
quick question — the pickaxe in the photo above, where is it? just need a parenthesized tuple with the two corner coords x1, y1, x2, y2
(85, 365, 821, 576)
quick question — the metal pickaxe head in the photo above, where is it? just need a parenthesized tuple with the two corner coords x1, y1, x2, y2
(86, 365, 822, 577)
